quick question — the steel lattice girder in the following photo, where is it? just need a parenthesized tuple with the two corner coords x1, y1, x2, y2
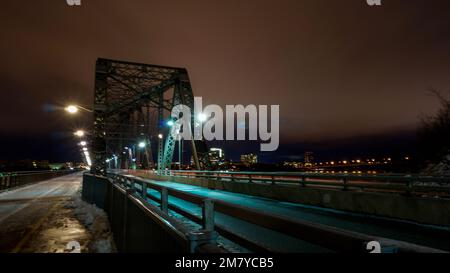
(92, 58, 210, 175)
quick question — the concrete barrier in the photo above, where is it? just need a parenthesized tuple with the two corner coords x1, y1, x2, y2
(136, 173, 450, 228)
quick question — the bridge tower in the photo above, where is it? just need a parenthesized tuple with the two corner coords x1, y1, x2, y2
(92, 58, 210, 176)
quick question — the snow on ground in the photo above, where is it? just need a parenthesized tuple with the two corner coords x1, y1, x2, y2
(65, 191, 117, 253)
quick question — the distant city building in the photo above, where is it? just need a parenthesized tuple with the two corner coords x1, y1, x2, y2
(241, 154, 258, 166)
(209, 148, 225, 165)
(304, 152, 314, 166)
(304, 152, 314, 163)
(283, 161, 304, 169)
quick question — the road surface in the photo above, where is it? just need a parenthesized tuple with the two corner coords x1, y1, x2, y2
(0, 172, 90, 253)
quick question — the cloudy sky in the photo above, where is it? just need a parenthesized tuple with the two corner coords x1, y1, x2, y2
(1, 0, 449, 161)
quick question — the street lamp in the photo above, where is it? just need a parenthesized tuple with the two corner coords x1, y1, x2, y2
(197, 113, 208, 123)
(65, 104, 93, 114)
(167, 120, 175, 127)
(158, 134, 163, 139)
(74, 130, 85, 137)
(83, 151, 92, 166)
(65, 105, 79, 114)
(80, 141, 87, 146)
(138, 141, 146, 149)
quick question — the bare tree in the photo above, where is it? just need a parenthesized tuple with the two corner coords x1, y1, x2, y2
(417, 89, 450, 164)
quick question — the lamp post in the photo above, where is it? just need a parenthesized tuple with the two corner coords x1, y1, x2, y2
(63, 103, 95, 171)
(138, 141, 146, 149)
(65, 104, 93, 114)
(74, 130, 85, 137)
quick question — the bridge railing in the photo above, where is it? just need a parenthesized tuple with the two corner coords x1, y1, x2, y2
(102, 173, 226, 253)
(0, 170, 77, 191)
(126, 169, 450, 198)
(110, 172, 445, 253)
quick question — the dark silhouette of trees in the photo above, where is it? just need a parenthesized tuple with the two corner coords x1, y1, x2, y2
(417, 89, 450, 165)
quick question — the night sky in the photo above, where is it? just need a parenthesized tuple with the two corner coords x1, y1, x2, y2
(1, 0, 449, 162)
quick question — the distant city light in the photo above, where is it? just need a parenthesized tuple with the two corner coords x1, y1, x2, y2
(158, 134, 163, 139)
(82, 147, 88, 151)
(167, 120, 175, 127)
(210, 148, 223, 158)
(138, 142, 146, 148)
(80, 141, 87, 146)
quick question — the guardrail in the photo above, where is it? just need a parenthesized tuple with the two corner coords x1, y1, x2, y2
(0, 170, 77, 191)
(85, 173, 226, 253)
(128, 169, 450, 198)
(109, 172, 446, 253)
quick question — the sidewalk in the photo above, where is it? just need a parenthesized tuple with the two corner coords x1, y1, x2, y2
(0, 173, 115, 253)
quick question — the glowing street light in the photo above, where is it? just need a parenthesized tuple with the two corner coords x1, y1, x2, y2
(138, 141, 146, 148)
(65, 105, 79, 114)
(65, 104, 93, 114)
(158, 134, 163, 139)
(82, 147, 88, 151)
(84, 151, 92, 166)
(167, 120, 175, 127)
(80, 141, 87, 146)
(197, 113, 208, 123)
(74, 130, 85, 137)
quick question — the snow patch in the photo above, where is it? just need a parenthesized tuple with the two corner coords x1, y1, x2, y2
(65, 195, 117, 253)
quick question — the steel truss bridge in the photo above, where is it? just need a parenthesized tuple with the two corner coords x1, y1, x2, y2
(91, 58, 210, 176)
(79, 58, 450, 253)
